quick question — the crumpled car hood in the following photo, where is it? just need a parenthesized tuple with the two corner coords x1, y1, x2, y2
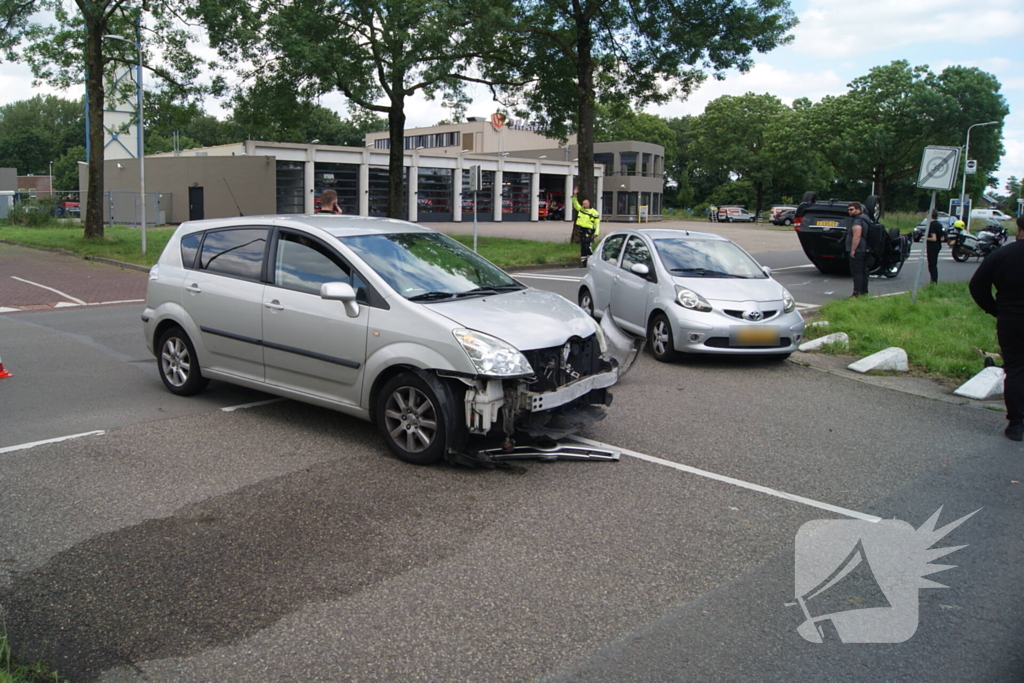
(425, 288, 599, 351)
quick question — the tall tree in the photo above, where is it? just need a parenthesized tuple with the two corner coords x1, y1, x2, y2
(0, 95, 84, 173)
(486, 0, 796, 208)
(191, 0, 515, 218)
(0, 0, 211, 238)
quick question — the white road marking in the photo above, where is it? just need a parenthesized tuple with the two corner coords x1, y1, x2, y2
(11, 277, 87, 305)
(515, 273, 583, 282)
(0, 430, 106, 455)
(570, 435, 882, 523)
(90, 299, 145, 306)
(0, 307, 18, 313)
(221, 398, 287, 412)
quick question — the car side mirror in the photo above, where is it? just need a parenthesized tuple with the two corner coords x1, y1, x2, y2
(762, 266, 772, 277)
(321, 281, 360, 318)
(630, 263, 650, 277)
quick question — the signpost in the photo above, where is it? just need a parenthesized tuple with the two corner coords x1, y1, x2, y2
(912, 146, 961, 302)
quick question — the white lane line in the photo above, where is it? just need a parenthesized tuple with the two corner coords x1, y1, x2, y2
(515, 273, 583, 282)
(221, 398, 286, 412)
(89, 299, 145, 306)
(570, 435, 881, 523)
(0, 307, 19, 313)
(0, 430, 106, 455)
(11, 277, 87, 305)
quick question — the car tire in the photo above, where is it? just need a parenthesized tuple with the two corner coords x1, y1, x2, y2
(801, 191, 818, 204)
(913, 234, 921, 243)
(884, 259, 904, 278)
(864, 195, 881, 222)
(952, 247, 971, 263)
(156, 326, 210, 396)
(377, 372, 449, 465)
(783, 218, 793, 226)
(649, 313, 678, 363)
(578, 287, 595, 318)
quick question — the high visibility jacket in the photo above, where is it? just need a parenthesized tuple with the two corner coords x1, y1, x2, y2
(572, 195, 601, 235)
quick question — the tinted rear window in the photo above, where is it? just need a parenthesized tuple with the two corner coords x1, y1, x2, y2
(199, 228, 268, 280)
(180, 233, 201, 269)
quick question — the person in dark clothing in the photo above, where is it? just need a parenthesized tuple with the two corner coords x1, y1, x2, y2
(969, 214, 1024, 442)
(318, 189, 342, 214)
(846, 202, 870, 297)
(926, 210, 943, 283)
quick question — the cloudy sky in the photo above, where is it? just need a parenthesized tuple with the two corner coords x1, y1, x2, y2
(2, 0, 1022, 194)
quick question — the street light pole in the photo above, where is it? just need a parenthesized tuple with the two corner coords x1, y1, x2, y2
(958, 121, 998, 222)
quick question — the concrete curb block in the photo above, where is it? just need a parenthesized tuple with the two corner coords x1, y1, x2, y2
(953, 366, 1005, 400)
(798, 332, 848, 352)
(848, 347, 909, 373)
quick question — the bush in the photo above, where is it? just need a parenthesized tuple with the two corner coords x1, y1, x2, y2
(4, 198, 60, 228)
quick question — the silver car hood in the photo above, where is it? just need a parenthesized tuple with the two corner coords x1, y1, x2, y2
(671, 276, 784, 302)
(425, 289, 599, 351)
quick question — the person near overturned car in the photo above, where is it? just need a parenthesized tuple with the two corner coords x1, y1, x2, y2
(969, 214, 1024, 442)
(572, 187, 601, 267)
(846, 202, 871, 297)
(927, 210, 943, 283)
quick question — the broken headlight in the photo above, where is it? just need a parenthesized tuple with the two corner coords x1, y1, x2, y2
(454, 328, 533, 377)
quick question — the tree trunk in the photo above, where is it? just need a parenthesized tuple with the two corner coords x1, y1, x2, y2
(386, 95, 406, 219)
(83, 22, 106, 239)
(574, 13, 596, 229)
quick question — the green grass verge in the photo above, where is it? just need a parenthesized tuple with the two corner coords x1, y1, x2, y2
(0, 223, 579, 270)
(1, 621, 67, 683)
(804, 281, 998, 380)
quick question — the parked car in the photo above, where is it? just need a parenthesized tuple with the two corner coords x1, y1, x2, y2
(771, 209, 796, 226)
(142, 215, 624, 465)
(912, 214, 957, 242)
(578, 229, 805, 361)
(793, 193, 911, 277)
(716, 206, 757, 223)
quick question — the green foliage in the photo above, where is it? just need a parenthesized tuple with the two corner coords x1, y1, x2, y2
(5, 197, 60, 227)
(0, 95, 83, 174)
(1, 618, 68, 683)
(806, 282, 998, 380)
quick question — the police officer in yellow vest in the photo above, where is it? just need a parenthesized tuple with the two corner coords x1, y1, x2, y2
(572, 187, 601, 267)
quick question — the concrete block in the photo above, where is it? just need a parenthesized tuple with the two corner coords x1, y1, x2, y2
(953, 366, 1005, 400)
(848, 347, 909, 373)
(798, 332, 848, 352)
(807, 320, 830, 329)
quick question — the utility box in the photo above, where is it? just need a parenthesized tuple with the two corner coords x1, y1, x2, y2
(0, 191, 14, 219)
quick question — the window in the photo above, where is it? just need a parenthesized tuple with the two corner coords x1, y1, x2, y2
(601, 234, 626, 263)
(621, 235, 653, 273)
(314, 163, 359, 214)
(273, 231, 368, 302)
(276, 161, 304, 214)
(180, 232, 202, 269)
(417, 167, 453, 217)
(199, 228, 269, 280)
(595, 152, 614, 176)
(620, 152, 637, 176)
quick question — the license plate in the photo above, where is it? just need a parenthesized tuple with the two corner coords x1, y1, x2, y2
(731, 325, 780, 347)
(814, 220, 839, 227)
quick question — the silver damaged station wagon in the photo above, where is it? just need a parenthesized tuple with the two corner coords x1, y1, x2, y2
(142, 215, 623, 465)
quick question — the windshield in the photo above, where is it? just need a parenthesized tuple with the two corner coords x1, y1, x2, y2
(654, 238, 766, 279)
(340, 232, 523, 300)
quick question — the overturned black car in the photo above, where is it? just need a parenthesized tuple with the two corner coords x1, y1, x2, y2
(793, 193, 912, 277)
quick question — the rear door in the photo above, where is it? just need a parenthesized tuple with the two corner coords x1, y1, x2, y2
(183, 227, 269, 381)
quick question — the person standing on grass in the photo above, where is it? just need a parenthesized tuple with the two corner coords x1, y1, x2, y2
(969, 214, 1024, 442)
(572, 187, 600, 267)
(846, 202, 871, 297)
(927, 210, 943, 283)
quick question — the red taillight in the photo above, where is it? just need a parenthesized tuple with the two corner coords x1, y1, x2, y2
(794, 216, 802, 231)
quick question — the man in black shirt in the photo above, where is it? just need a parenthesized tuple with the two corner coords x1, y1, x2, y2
(969, 214, 1024, 441)
(846, 203, 870, 297)
(926, 211, 943, 283)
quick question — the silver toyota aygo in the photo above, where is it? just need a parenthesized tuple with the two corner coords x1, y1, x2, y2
(142, 215, 624, 465)
(578, 228, 805, 361)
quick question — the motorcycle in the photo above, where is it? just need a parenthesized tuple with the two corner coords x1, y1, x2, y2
(951, 220, 1009, 262)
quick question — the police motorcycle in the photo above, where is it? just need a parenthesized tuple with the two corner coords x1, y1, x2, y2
(950, 219, 1010, 262)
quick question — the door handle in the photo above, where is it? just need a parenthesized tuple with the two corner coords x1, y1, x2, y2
(185, 283, 201, 293)
(264, 300, 285, 311)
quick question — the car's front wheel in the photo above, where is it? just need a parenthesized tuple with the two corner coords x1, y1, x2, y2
(783, 218, 793, 226)
(649, 313, 678, 363)
(377, 372, 449, 465)
(157, 326, 210, 396)
(578, 287, 595, 318)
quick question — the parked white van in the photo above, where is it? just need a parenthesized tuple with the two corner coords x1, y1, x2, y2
(970, 209, 1013, 222)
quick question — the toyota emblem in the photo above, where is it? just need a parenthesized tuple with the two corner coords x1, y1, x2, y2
(746, 311, 763, 321)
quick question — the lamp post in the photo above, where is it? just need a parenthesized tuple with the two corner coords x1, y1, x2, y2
(104, 19, 146, 256)
(958, 121, 998, 222)
(48, 160, 53, 192)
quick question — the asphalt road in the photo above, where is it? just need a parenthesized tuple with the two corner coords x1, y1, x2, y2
(0, 235, 1020, 682)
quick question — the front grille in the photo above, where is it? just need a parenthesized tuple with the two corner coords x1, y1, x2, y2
(705, 337, 792, 349)
(522, 334, 601, 393)
(723, 309, 779, 321)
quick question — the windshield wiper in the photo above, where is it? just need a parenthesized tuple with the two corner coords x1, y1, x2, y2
(408, 291, 457, 301)
(669, 268, 740, 278)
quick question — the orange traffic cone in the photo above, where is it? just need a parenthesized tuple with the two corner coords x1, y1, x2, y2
(0, 351, 11, 379)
